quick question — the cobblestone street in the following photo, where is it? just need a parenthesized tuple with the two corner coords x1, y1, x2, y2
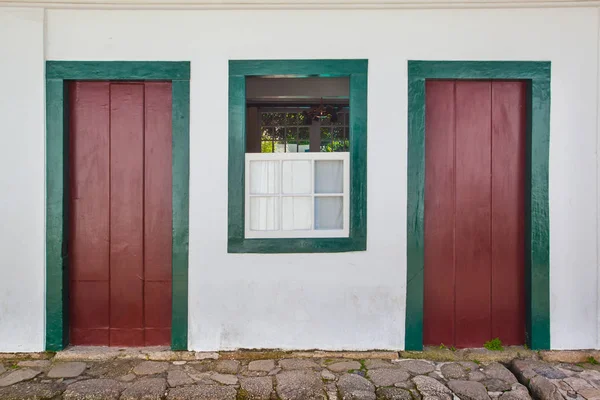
(1, 349, 600, 400)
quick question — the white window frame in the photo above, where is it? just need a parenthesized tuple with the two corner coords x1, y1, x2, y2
(244, 152, 350, 239)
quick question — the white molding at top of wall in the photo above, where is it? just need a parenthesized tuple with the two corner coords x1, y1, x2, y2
(0, 0, 598, 9)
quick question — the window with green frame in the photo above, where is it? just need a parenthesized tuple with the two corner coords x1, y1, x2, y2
(228, 60, 368, 253)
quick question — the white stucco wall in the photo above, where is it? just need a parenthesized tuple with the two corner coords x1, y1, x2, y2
(0, 4, 598, 351)
(0, 7, 46, 352)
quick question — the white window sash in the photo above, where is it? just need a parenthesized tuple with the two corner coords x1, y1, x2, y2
(245, 152, 350, 239)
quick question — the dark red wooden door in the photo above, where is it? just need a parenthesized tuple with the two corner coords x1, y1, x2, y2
(423, 80, 526, 348)
(69, 81, 173, 347)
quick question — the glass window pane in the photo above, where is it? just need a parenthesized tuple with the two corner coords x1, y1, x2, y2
(315, 160, 343, 194)
(261, 140, 274, 153)
(249, 160, 280, 194)
(250, 197, 280, 231)
(261, 112, 274, 126)
(299, 127, 310, 153)
(282, 160, 311, 194)
(272, 113, 286, 125)
(274, 127, 285, 153)
(333, 127, 344, 140)
(286, 113, 298, 125)
(320, 127, 332, 140)
(282, 197, 312, 231)
(286, 128, 298, 152)
(315, 197, 343, 230)
(261, 127, 273, 140)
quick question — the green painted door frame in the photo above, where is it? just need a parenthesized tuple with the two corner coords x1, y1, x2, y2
(45, 61, 191, 351)
(405, 61, 551, 351)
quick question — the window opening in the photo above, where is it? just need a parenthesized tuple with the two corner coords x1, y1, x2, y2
(244, 76, 351, 238)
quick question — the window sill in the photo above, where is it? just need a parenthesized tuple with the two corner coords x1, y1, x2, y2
(227, 236, 366, 254)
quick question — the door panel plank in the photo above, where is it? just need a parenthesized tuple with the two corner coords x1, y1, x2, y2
(143, 82, 173, 345)
(68, 82, 110, 346)
(454, 81, 492, 348)
(424, 80, 456, 346)
(109, 83, 145, 347)
(144, 83, 173, 283)
(69, 82, 110, 283)
(70, 281, 110, 345)
(491, 81, 526, 345)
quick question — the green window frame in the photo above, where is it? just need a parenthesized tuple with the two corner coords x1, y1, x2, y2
(45, 61, 190, 351)
(228, 60, 368, 253)
(405, 60, 551, 350)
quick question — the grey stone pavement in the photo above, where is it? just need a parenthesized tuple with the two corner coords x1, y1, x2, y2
(0, 350, 599, 400)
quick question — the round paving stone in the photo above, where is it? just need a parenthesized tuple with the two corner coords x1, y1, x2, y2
(63, 378, 126, 400)
(483, 363, 518, 385)
(133, 361, 169, 376)
(214, 360, 240, 375)
(441, 363, 468, 380)
(460, 362, 481, 372)
(529, 376, 563, 400)
(394, 381, 415, 390)
(469, 371, 487, 382)
(499, 384, 532, 400)
(448, 380, 491, 400)
(0, 381, 65, 400)
(190, 361, 214, 373)
(248, 360, 276, 372)
(279, 359, 320, 370)
(87, 360, 135, 378)
(337, 373, 376, 400)
(376, 387, 413, 400)
(560, 364, 584, 373)
(240, 376, 273, 400)
(412, 375, 452, 400)
(121, 377, 167, 400)
(167, 385, 237, 400)
(365, 360, 395, 370)
(211, 373, 238, 385)
(0, 369, 41, 387)
(119, 374, 137, 382)
(276, 370, 326, 400)
(47, 362, 87, 378)
(397, 360, 435, 375)
(368, 369, 410, 387)
(482, 379, 512, 392)
(167, 370, 193, 387)
(328, 361, 362, 373)
(321, 370, 336, 381)
(533, 366, 568, 380)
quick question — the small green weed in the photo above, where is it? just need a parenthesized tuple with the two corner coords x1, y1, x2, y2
(450, 346, 456, 352)
(587, 356, 599, 365)
(523, 343, 529, 350)
(484, 338, 504, 351)
(473, 359, 481, 365)
(439, 344, 448, 350)
(236, 388, 249, 400)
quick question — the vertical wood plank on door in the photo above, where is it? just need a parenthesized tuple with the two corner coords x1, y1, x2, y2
(143, 82, 173, 346)
(69, 82, 111, 345)
(454, 81, 492, 348)
(491, 81, 526, 345)
(423, 81, 456, 346)
(109, 83, 145, 347)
